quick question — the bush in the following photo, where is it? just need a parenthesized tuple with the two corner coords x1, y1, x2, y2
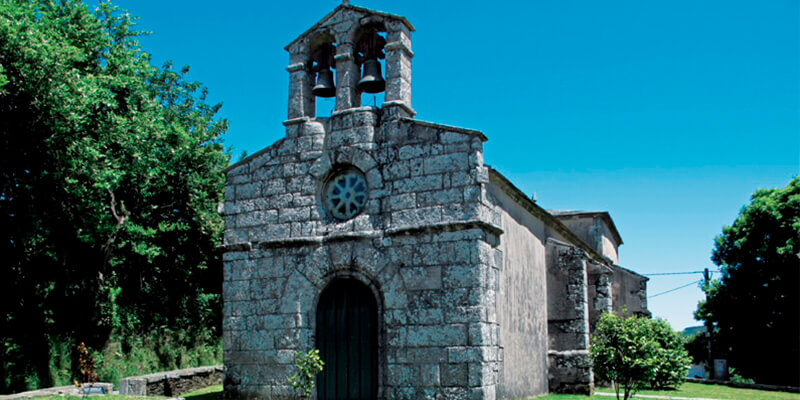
(648, 318, 692, 389)
(93, 330, 222, 386)
(591, 312, 691, 400)
(729, 368, 755, 384)
(27, 330, 222, 389)
(288, 349, 324, 398)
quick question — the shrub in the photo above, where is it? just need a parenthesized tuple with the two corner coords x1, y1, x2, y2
(93, 330, 222, 387)
(729, 368, 755, 384)
(591, 312, 691, 400)
(288, 349, 324, 398)
(648, 318, 692, 389)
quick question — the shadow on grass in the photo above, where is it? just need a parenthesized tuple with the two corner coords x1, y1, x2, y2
(182, 385, 223, 400)
(184, 392, 221, 400)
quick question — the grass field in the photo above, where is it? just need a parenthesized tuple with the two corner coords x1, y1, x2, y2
(593, 382, 800, 400)
(180, 383, 800, 400)
(32, 382, 800, 400)
(183, 385, 224, 400)
(536, 382, 800, 400)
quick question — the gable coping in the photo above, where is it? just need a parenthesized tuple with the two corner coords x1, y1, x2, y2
(285, 4, 415, 50)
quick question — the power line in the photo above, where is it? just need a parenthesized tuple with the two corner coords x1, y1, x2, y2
(648, 279, 703, 298)
(645, 271, 705, 276)
(644, 269, 720, 277)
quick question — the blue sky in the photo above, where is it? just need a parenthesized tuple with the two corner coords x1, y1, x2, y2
(102, 0, 798, 331)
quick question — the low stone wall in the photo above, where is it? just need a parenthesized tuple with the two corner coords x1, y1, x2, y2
(119, 365, 223, 396)
(686, 377, 800, 393)
(0, 383, 113, 400)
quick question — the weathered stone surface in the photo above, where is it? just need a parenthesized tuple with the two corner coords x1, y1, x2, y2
(547, 350, 594, 395)
(119, 366, 223, 397)
(545, 240, 592, 394)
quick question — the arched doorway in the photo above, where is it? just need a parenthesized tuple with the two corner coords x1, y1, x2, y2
(315, 278, 378, 400)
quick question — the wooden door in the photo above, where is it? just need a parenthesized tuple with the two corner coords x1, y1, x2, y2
(316, 278, 378, 400)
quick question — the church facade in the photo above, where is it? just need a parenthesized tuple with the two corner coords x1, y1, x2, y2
(222, 4, 648, 399)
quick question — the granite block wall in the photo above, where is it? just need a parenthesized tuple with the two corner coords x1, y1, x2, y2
(223, 105, 505, 399)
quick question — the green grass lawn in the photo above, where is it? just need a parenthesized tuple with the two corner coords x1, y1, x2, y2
(594, 382, 800, 400)
(31, 382, 800, 400)
(182, 384, 223, 400)
(32, 385, 223, 400)
(183, 383, 800, 400)
(35, 394, 165, 400)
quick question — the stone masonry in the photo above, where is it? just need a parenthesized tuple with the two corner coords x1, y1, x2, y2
(222, 4, 648, 400)
(545, 240, 593, 394)
(223, 109, 503, 399)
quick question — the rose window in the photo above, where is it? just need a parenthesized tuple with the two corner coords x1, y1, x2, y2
(323, 168, 368, 220)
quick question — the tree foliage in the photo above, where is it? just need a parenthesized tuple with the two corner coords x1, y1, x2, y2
(591, 312, 690, 400)
(683, 332, 708, 366)
(695, 177, 799, 386)
(0, 0, 229, 392)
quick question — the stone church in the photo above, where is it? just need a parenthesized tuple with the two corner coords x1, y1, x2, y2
(222, 4, 648, 399)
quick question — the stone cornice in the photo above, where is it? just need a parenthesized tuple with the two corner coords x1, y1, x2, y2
(384, 101, 417, 117)
(384, 41, 414, 58)
(333, 52, 354, 62)
(400, 118, 488, 142)
(220, 220, 503, 253)
(331, 106, 379, 117)
(283, 116, 311, 126)
(385, 220, 503, 238)
(286, 63, 306, 72)
(224, 138, 285, 174)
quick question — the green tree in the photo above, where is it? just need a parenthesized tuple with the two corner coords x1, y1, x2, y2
(591, 312, 690, 400)
(695, 177, 799, 386)
(683, 332, 708, 367)
(0, 0, 229, 392)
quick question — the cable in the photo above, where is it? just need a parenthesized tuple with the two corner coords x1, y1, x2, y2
(648, 279, 703, 298)
(644, 271, 705, 276)
(644, 269, 720, 277)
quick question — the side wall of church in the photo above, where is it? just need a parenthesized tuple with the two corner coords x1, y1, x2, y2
(486, 184, 550, 398)
(611, 265, 649, 317)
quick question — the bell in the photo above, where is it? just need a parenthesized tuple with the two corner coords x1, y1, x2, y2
(357, 59, 385, 94)
(312, 68, 336, 98)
